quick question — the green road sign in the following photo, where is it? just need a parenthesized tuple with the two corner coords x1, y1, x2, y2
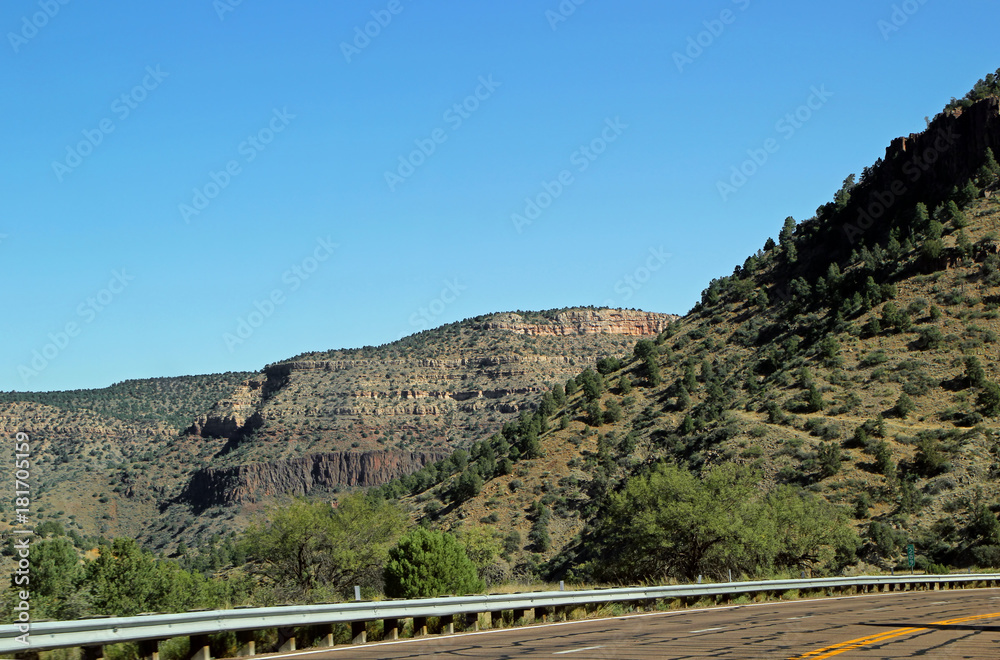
(907, 544, 915, 569)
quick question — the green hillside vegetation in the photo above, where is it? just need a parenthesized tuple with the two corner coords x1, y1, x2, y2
(7, 73, 1000, 659)
(0, 373, 252, 431)
(282, 306, 633, 362)
(387, 85, 1000, 582)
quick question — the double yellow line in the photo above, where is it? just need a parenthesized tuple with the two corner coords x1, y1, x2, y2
(788, 611, 1000, 659)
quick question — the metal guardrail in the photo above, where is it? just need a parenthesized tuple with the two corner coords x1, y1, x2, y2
(2, 573, 999, 654)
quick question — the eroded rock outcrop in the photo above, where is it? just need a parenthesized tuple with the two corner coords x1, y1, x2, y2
(180, 450, 446, 508)
(473, 310, 677, 337)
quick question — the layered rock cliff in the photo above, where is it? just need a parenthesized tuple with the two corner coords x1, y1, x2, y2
(180, 450, 447, 508)
(185, 308, 679, 453)
(472, 310, 677, 336)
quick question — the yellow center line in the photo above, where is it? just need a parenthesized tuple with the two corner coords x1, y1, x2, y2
(787, 611, 1000, 659)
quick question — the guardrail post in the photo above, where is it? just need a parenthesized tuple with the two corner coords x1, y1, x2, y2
(316, 624, 334, 647)
(277, 628, 296, 652)
(490, 611, 502, 629)
(351, 621, 366, 645)
(413, 616, 428, 637)
(190, 635, 211, 660)
(464, 612, 480, 632)
(81, 646, 103, 660)
(236, 630, 255, 656)
(440, 614, 454, 634)
(139, 639, 161, 660)
(383, 618, 400, 640)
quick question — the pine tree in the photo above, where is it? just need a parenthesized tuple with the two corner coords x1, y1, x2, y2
(676, 386, 691, 411)
(384, 528, 484, 598)
(806, 383, 824, 412)
(779, 216, 797, 246)
(957, 180, 980, 209)
(977, 147, 1000, 186)
(552, 383, 566, 406)
(946, 200, 969, 228)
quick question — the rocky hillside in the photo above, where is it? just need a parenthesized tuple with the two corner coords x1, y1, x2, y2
(174, 309, 675, 499)
(395, 86, 1000, 579)
(0, 308, 675, 550)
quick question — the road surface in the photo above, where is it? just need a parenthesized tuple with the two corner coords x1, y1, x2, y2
(249, 588, 1000, 659)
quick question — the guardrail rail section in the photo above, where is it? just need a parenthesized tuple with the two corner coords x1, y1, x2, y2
(3, 574, 999, 659)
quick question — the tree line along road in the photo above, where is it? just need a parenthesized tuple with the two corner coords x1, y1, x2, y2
(241, 589, 1000, 659)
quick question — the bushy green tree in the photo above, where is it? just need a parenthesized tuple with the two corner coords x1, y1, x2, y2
(633, 339, 656, 361)
(383, 528, 484, 598)
(600, 463, 856, 582)
(242, 494, 406, 602)
(767, 486, 858, 569)
(29, 538, 87, 619)
(459, 526, 504, 584)
(86, 538, 211, 616)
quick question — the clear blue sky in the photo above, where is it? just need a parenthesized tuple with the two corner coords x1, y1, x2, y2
(2, 1, 998, 392)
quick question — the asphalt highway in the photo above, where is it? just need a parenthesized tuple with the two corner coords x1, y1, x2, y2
(250, 589, 1000, 659)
